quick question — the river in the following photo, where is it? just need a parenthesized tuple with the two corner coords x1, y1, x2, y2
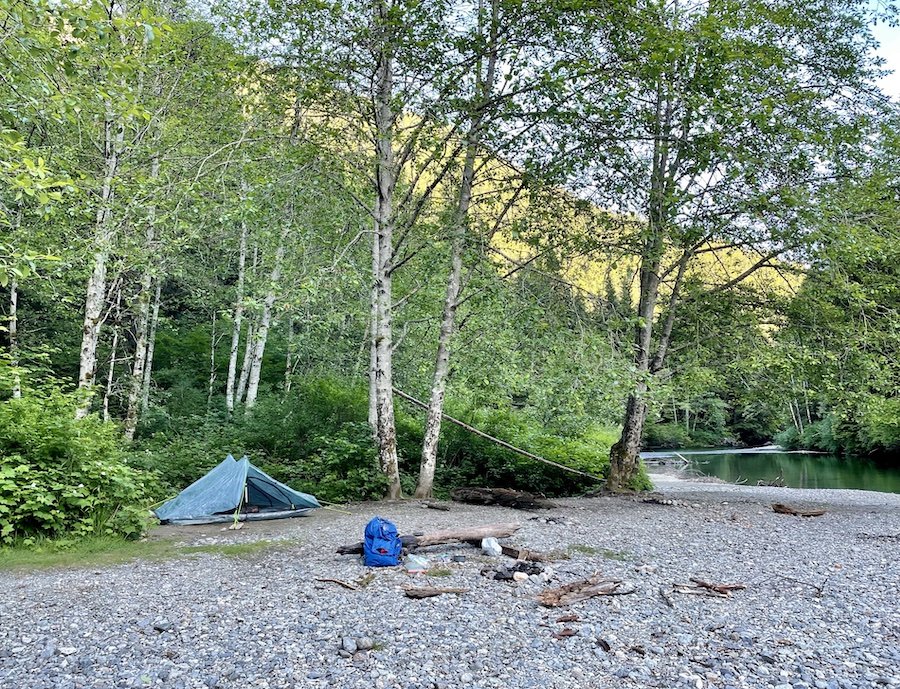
(641, 446, 900, 494)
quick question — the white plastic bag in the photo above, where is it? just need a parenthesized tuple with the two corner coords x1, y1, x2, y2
(406, 554, 429, 573)
(481, 537, 502, 557)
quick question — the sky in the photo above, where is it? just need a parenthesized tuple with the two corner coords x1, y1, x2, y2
(872, 22, 900, 99)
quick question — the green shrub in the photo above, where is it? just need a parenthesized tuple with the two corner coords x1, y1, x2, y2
(0, 390, 158, 544)
(133, 376, 650, 501)
(643, 422, 692, 449)
(260, 422, 388, 503)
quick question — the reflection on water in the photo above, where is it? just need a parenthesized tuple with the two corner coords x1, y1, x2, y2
(643, 449, 900, 494)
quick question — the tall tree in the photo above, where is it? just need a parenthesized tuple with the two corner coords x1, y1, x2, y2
(572, 0, 885, 488)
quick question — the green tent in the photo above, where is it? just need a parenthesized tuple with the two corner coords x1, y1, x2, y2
(154, 455, 320, 525)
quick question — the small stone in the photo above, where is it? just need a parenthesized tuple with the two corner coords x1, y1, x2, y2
(461, 673, 474, 683)
(307, 670, 326, 680)
(338, 650, 351, 658)
(40, 644, 57, 659)
(357, 637, 375, 651)
(58, 647, 77, 656)
(512, 572, 529, 582)
(153, 619, 174, 632)
(341, 637, 358, 654)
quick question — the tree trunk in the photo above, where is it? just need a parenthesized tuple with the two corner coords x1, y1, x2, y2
(102, 290, 122, 423)
(368, 221, 380, 436)
(123, 154, 159, 440)
(140, 279, 161, 414)
(415, 0, 499, 499)
(607, 247, 661, 490)
(236, 320, 254, 406)
(372, 2, 402, 499)
(225, 212, 248, 414)
(76, 106, 124, 419)
(245, 230, 287, 410)
(415, 152, 472, 498)
(607, 81, 672, 491)
(283, 315, 294, 393)
(9, 279, 21, 399)
(208, 310, 219, 410)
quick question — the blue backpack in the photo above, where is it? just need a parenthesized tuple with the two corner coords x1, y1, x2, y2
(363, 516, 402, 567)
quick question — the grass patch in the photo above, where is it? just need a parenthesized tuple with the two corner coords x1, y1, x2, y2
(0, 536, 293, 572)
(600, 548, 632, 561)
(566, 544, 633, 561)
(426, 568, 453, 577)
(567, 544, 599, 555)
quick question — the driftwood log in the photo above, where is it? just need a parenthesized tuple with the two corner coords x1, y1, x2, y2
(403, 586, 468, 599)
(537, 573, 635, 607)
(500, 545, 553, 562)
(336, 522, 520, 555)
(772, 503, 826, 517)
(451, 487, 558, 510)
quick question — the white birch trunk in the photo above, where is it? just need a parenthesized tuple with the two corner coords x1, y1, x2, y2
(372, 3, 402, 499)
(244, 231, 287, 409)
(102, 291, 122, 423)
(368, 220, 380, 435)
(123, 153, 159, 440)
(208, 310, 218, 410)
(236, 320, 254, 406)
(140, 279, 161, 414)
(76, 106, 124, 419)
(225, 214, 248, 413)
(9, 278, 20, 399)
(415, 3, 499, 498)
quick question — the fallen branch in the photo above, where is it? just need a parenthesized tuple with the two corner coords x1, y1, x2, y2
(316, 578, 359, 590)
(315, 573, 375, 591)
(658, 586, 676, 608)
(403, 586, 468, 599)
(452, 487, 558, 510)
(551, 628, 578, 640)
(672, 584, 729, 598)
(537, 573, 635, 607)
(336, 523, 520, 555)
(422, 502, 451, 511)
(671, 579, 746, 598)
(776, 574, 827, 596)
(772, 503, 826, 517)
(501, 545, 554, 562)
(689, 578, 747, 595)
(856, 532, 900, 542)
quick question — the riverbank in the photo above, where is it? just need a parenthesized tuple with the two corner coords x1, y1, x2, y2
(1, 477, 898, 689)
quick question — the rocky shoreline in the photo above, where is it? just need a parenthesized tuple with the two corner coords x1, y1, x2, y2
(2, 476, 898, 689)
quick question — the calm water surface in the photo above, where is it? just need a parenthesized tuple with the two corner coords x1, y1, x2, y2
(641, 448, 900, 494)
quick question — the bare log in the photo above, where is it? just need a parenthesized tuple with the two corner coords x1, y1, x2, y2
(772, 503, 826, 517)
(500, 545, 553, 562)
(336, 522, 520, 555)
(451, 487, 558, 510)
(537, 573, 635, 607)
(403, 586, 467, 599)
(413, 522, 520, 547)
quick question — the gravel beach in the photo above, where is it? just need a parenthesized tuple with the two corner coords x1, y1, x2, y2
(2, 475, 898, 689)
